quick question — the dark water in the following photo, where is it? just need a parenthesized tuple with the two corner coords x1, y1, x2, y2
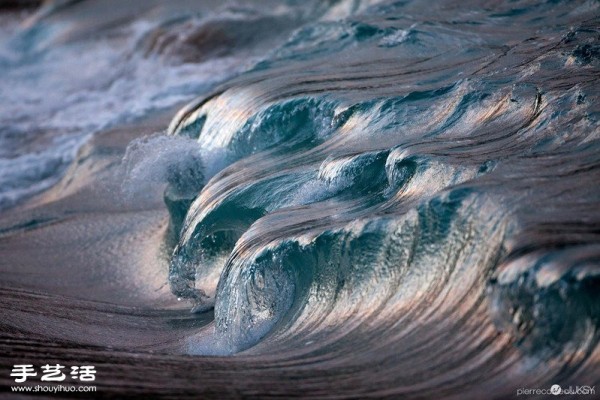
(1, 0, 599, 398)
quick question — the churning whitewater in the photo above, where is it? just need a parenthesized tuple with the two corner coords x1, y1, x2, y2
(0, 0, 599, 398)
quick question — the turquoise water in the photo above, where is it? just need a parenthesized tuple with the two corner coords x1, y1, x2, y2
(1, 0, 599, 397)
(165, 1, 600, 361)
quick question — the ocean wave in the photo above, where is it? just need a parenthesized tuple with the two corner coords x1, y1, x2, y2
(1, 0, 599, 397)
(166, 0, 600, 388)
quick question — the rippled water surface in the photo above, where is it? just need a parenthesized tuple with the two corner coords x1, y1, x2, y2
(1, 0, 599, 398)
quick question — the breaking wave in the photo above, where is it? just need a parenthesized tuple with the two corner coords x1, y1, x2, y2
(1, 0, 599, 397)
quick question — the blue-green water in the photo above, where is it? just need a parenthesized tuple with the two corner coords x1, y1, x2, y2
(0, 0, 599, 397)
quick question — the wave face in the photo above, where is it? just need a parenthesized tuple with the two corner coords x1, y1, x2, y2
(167, 0, 600, 385)
(1, 0, 600, 398)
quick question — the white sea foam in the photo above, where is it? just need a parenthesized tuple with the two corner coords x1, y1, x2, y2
(0, 12, 251, 210)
